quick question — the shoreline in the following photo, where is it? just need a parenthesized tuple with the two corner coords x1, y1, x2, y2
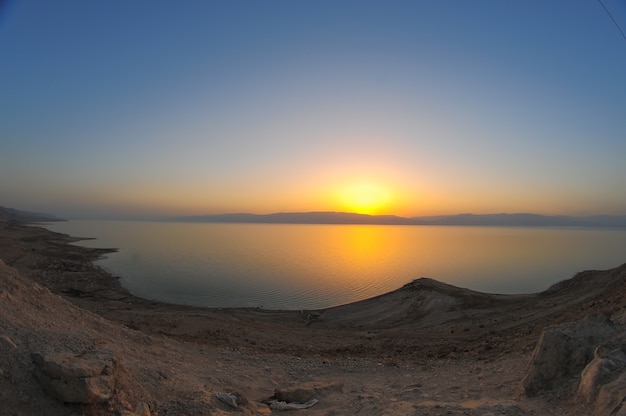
(2, 219, 626, 414)
(38, 218, 626, 311)
(4, 220, 626, 355)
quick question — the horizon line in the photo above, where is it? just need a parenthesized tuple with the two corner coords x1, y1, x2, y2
(60, 210, 626, 220)
(119, 211, 626, 227)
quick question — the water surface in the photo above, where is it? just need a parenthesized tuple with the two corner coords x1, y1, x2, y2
(44, 220, 626, 309)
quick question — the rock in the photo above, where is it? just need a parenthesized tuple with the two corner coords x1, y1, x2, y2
(214, 390, 249, 412)
(595, 372, 626, 416)
(269, 398, 318, 410)
(214, 391, 238, 408)
(522, 313, 624, 396)
(0, 334, 17, 349)
(274, 381, 343, 403)
(31, 350, 119, 403)
(523, 313, 626, 414)
(120, 401, 151, 416)
(578, 342, 626, 404)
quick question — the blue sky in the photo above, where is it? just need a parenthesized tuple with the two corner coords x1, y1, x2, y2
(1, 0, 626, 218)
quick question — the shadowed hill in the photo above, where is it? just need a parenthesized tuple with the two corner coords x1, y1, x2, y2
(312, 265, 626, 335)
(0, 206, 62, 224)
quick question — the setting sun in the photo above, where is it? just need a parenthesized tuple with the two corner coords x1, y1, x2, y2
(339, 182, 392, 215)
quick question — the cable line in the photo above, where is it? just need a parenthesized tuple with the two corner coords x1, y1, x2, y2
(598, 0, 626, 42)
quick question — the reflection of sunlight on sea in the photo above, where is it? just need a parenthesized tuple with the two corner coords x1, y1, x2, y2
(43, 221, 626, 310)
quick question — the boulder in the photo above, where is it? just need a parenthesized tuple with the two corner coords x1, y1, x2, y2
(578, 342, 626, 404)
(274, 381, 343, 403)
(32, 350, 119, 403)
(596, 372, 626, 416)
(523, 313, 626, 414)
(522, 313, 623, 397)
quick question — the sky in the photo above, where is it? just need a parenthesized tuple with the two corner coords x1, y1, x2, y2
(1, 0, 626, 219)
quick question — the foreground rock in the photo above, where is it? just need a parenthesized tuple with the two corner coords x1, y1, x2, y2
(0, 257, 272, 415)
(32, 351, 120, 404)
(523, 313, 626, 415)
(522, 313, 625, 396)
(273, 381, 343, 403)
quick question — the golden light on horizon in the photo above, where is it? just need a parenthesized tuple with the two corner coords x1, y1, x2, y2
(338, 182, 393, 215)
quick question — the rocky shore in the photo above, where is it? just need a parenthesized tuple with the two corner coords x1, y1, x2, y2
(1, 219, 626, 415)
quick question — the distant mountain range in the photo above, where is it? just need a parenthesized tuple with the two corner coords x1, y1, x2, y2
(0, 206, 63, 224)
(171, 212, 626, 227)
(3, 205, 626, 227)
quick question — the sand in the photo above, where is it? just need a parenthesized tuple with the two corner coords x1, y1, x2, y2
(1, 220, 625, 415)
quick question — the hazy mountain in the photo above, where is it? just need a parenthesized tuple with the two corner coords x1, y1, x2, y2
(170, 212, 414, 225)
(0, 206, 63, 224)
(171, 212, 626, 227)
(410, 213, 626, 226)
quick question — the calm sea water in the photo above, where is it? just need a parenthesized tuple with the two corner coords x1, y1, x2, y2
(43, 220, 626, 310)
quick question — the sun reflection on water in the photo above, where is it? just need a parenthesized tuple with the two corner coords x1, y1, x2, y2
(42, 221, 626, 309)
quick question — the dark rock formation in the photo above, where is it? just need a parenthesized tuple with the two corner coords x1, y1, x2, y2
(32, 351, 120, 404)
(273, 381, 343, 403)
(523, 313, 626, 415)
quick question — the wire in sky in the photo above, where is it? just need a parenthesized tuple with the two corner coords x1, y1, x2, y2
(598, 0, 626, 42)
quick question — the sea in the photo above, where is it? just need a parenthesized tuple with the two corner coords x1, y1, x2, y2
(42, 220, 626, 310)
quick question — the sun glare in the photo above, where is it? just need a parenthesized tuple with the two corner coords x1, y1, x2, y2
(340, 182, 392, 215)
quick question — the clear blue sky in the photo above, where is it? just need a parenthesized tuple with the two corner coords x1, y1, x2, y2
(1, 0, 625, 218)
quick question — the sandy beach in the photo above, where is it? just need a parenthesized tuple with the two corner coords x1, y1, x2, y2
(1, 220, 626, 415)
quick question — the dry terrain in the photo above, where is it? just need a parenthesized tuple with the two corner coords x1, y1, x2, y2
(1, 220, 625, 415)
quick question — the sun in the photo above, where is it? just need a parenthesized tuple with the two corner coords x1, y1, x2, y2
(339, 182, 392, 215)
